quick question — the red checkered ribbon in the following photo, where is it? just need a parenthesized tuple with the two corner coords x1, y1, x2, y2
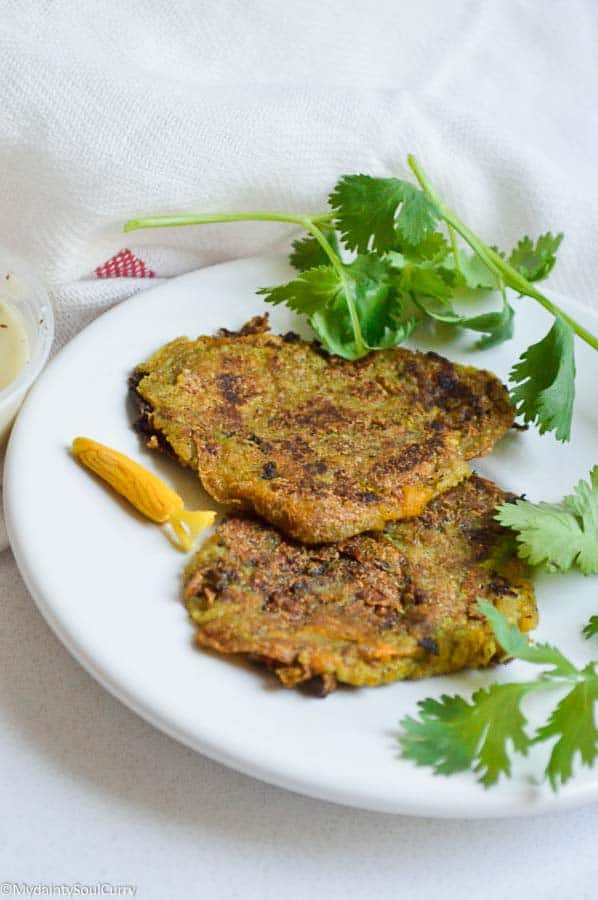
(95, 248, 155, 279)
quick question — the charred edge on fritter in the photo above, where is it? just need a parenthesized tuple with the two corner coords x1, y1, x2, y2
(299, 673, 339, 697)
(246, 658, 337, 697)
(217, 314, 270, 338)
(128, 370, 177, 457)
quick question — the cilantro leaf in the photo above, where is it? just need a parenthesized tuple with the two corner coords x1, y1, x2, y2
(398, 264, 453, 300)
(257, 266, 341, 315)
(401, 603, 598, 790)
(508, 233, 563, 283)
(449, 250, 496, 290)
(412, 296, 463, 325)
(400, 682, 533, 787)
(309, 292, 360, 358)
(414, 294, 514, 349)
(329, 175, 439, 253)
(535, 669, 598, 789)
(564, 466, 598, 521)
(344, 254, 415, 349)
(584, 617, 598, 640)
(290, 229, 340, 272)
(495, 467, 598, 575)
(461, 299, 514, 349)
(478, 599, 578, 676)
(509, 316, 576, 441)
(395, 189, 440, 246)
(311, 297, 414, 358)
(260, 257, 415, 359)
(496, 500, 590, 573)
(400, 232, 450, 262)
(314, 255, 394, 354)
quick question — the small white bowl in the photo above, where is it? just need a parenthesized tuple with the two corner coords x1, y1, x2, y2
(0, 266, 54, 449)
(0, 262, 54, 550)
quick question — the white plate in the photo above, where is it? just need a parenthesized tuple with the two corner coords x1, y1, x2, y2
(5, 256, 598, 818)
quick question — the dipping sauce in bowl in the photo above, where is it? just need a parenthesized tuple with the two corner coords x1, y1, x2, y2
(0, 295, 30, 392)
(0, 268, 54, 450)
(0, 266, 54, 550)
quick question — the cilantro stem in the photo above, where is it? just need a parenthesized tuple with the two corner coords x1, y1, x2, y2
(124, 210, 334, 232)
(124, 211, 314, 231)
(407, 155, 598, 353)
(485, 247, 598, 349)
(447, 225, 461, 276)
(300, 216, 366, 356)
(124, 209, 366, 356)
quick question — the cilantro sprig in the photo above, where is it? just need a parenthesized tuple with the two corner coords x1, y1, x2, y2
(496, 466, 598, 575)
(401, 472, 598, 792)
(399, 600, 598, 790)
(124, 155, 598, 441)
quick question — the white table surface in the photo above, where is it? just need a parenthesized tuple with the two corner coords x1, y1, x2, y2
(1, 548, 597, 898)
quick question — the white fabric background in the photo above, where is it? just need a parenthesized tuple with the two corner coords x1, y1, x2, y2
(1, 1, 598, 896)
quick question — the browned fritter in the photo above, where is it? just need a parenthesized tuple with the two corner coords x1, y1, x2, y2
(184, 475, 537, 693)
(132, 316, 514, 543)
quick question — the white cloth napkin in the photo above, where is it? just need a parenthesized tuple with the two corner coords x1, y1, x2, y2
(1, 0, 597, 548)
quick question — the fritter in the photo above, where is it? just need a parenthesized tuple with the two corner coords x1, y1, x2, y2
(132, 316, 514, 543)
(183, 475, 537, 694)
